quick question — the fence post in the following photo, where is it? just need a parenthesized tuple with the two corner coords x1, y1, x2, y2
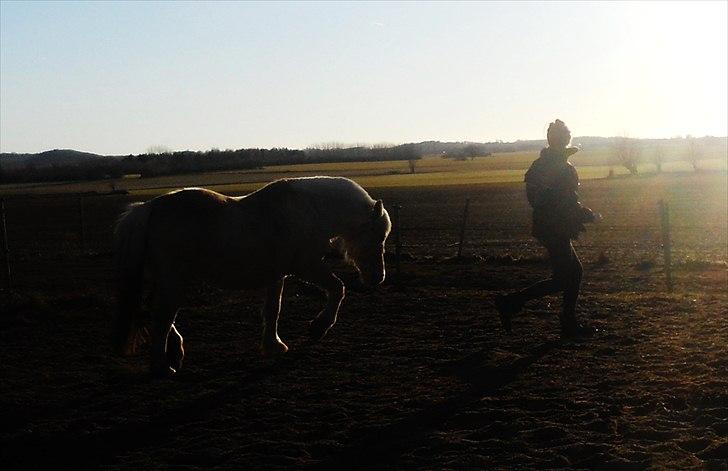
(393, 204, 402, 279)
(658, 200, 673, 292)
(1, 199, 11, 289)
(78, 195, 86, 252)
(457, 198, 471, 258)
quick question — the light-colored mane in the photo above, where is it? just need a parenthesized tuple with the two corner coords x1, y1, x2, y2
(113, 176, 391, 377)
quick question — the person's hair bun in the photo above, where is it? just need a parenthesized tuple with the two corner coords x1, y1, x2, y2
(547, 119, 571, 148)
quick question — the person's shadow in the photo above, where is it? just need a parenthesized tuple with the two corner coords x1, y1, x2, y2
(309, 340, 562, 470)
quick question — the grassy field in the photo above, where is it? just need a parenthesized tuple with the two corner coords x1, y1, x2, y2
(0, 168, 726, 469)
(1, 144, 726, 197)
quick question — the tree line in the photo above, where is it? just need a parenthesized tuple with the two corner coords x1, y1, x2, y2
(1, 136, 724, 184)
(0, 144, 425, 184)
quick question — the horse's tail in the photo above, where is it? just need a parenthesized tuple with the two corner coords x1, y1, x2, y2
(112, 201, 152, 356)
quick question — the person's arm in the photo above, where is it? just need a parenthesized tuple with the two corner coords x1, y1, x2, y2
(567, 164, 600, 223)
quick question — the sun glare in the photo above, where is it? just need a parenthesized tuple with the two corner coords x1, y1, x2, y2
(618, 2, 728, 138)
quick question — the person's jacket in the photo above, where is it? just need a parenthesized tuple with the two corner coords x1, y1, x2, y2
(525, 147, 594, 240)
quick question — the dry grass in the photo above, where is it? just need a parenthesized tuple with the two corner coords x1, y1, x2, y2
(0, 168, 725, 469)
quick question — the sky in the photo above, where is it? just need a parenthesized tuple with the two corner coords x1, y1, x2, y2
(1, 1, 726, 155)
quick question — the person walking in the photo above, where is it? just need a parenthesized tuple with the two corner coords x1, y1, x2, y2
(495, 119, 601, 338)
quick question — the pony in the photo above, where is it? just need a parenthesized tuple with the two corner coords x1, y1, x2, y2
(113, 176, 391, 377)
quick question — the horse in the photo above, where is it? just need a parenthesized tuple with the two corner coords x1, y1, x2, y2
(113, 176, 391, 377)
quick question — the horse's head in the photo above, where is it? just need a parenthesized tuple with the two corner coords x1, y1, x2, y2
(341, 200, 391, 286)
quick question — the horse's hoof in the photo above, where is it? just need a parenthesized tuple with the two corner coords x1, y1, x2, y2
(151, 365, 176, 379)
(167, 347, 185, 372)
(168, 354, 184, 372)
(167, 335, 184, 372)
(261, 340, 289, 357)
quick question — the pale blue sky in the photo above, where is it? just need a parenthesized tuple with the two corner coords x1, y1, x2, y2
(1, 1, 726, 154)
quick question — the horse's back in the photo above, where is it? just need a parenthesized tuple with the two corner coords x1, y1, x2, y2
(148, 188, 234, 240)
(153, 187, 230, 211)
(249, 177, 375, 226)
(282, 176, 374, 206)
(145, 188, 268, 284)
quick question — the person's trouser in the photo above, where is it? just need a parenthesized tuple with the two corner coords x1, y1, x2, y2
(513, 236, 583, 327)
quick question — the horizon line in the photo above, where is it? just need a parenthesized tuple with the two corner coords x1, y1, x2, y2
(2, 134, 727, 157)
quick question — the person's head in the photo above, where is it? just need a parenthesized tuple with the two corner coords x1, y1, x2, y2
(547, 119, 571, 149)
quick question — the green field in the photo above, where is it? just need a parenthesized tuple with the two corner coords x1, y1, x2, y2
(1, 143, 726, 198)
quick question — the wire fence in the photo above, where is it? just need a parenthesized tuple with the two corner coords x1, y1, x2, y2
(0, 191, 725, 292)
(0, 192, 130, 291)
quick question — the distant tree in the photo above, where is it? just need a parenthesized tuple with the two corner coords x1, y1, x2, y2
(311, 142, 345, 151)
(462, 144, 491, 161)
(614, 137, 640, 175)
(686, 136, 702, 171)
(407, 158, 417, 174)
(146, 145, 171, 155)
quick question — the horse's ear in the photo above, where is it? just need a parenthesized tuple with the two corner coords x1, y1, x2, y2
(372, 200, 384, 220)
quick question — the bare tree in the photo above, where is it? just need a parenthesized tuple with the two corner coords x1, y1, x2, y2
(407, 158, 417, 174)
(653, 144, 664, 173)
(686, 136, 702, 171)
(614, 137, 640, 175)
(146, 145, 171, 155)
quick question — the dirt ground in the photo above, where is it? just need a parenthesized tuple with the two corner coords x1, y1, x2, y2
(1, 172, 726, 469)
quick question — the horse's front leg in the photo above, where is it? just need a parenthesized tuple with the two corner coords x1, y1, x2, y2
(299, 265, 345, 341)
(260, 277, 289, 356)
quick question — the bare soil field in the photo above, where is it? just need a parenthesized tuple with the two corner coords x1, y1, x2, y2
(1, 172, 726, 469)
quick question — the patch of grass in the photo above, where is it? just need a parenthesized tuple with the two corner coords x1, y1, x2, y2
(675, 258, 728, 270)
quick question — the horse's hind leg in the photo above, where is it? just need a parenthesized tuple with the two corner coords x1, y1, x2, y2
(261, 277, 288, 356)
(298, 266, 345, 341)
(150, 285, 182, 378)
(167, 323, 184, 372)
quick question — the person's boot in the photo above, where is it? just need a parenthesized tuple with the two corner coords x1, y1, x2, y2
(494, 294, 523, 333)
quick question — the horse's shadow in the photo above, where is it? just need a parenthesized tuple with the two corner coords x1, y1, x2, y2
(308, 339, 562, 470)
(4, 338, 560, 469)
(2, 344, 322, 468)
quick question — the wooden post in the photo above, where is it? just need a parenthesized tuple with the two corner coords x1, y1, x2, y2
(1, 199, 11, 289)
(78, 195, 86, 252)
(659, 200, 673, 292)
(393, 204, 402, 279)
(457, 198, 471, 258)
